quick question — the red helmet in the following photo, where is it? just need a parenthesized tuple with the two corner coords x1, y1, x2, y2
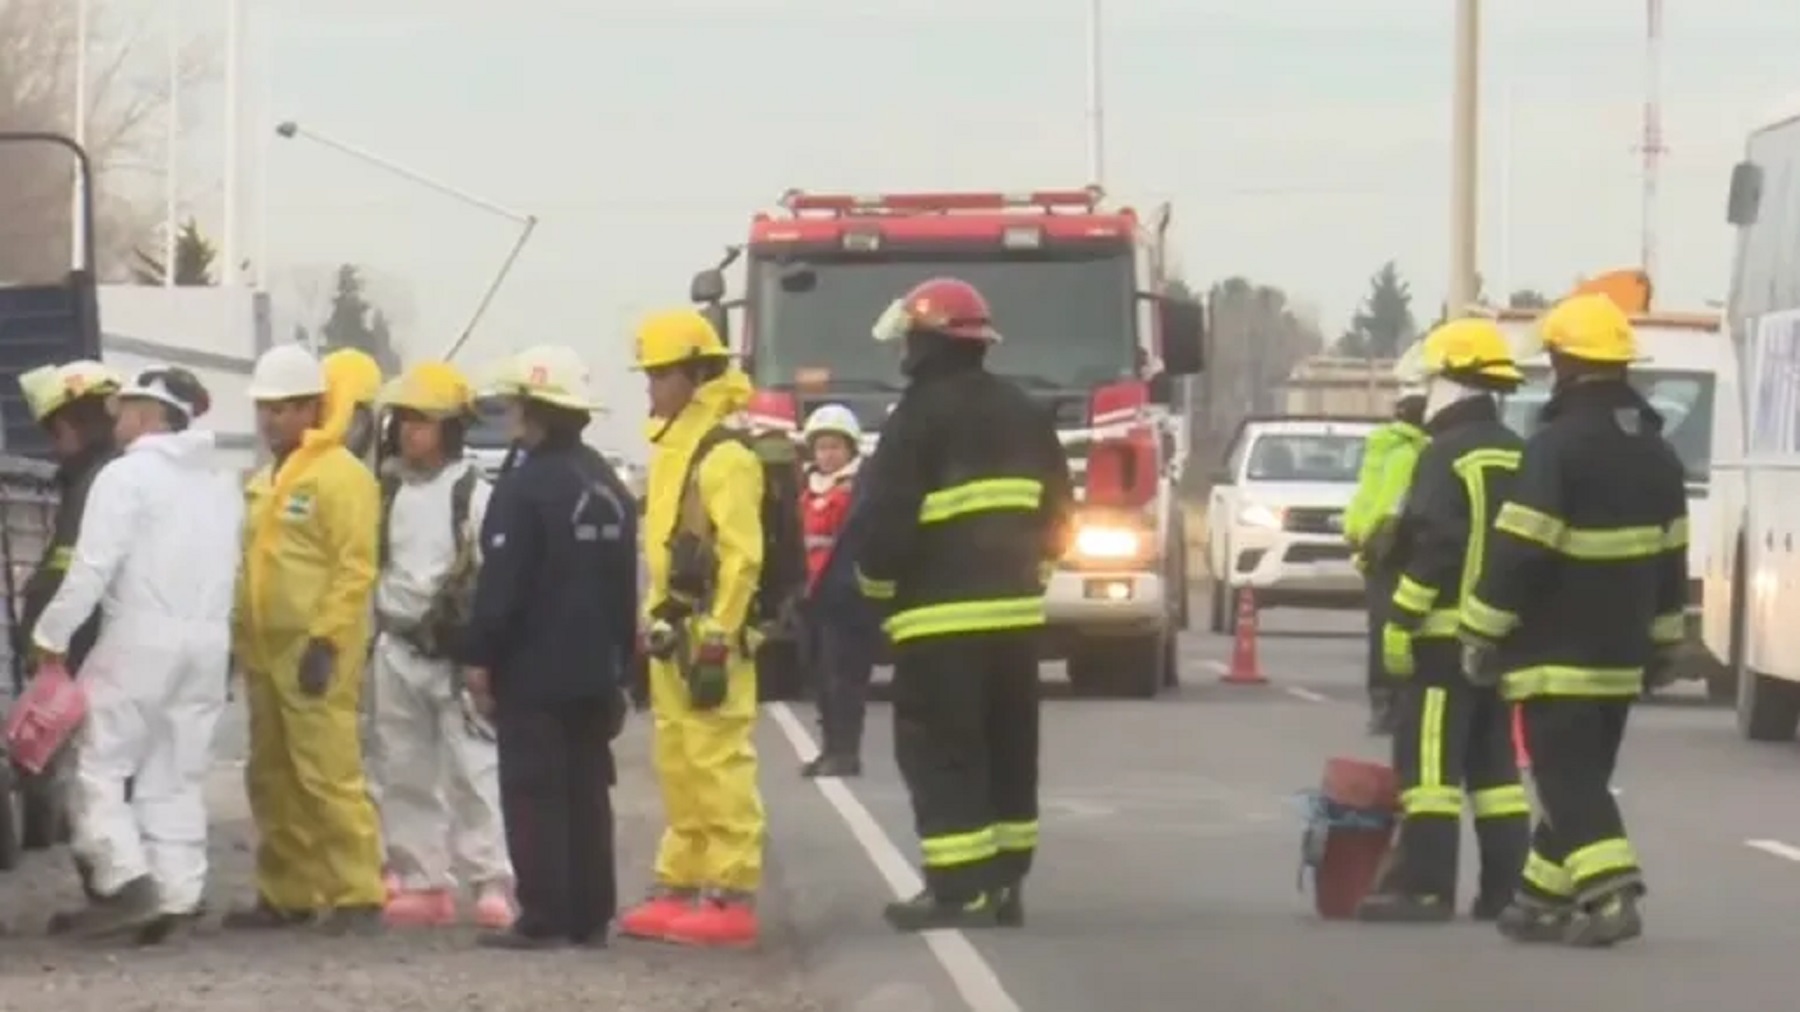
(871, 277, 1001, 344)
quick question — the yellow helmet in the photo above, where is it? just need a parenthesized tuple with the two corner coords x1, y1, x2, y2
(379, 361, 473, 418)
(485, 344, 602, 412)
(632, 308, 730, 371)
(1418, 318, 1524, 385)
(19, 360, 124, 424)
(322, 348, 384, 405)
(1538, 293, 1638, 363)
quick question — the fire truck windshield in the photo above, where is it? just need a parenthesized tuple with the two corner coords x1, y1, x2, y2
(749, 250, 1137, 392)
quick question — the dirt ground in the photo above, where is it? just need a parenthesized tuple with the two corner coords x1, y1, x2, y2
(0, 726, 825, 1012)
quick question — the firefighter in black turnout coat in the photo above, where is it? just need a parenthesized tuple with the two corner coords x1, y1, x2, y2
(855, 277, 1075, 932)
(1460, 294, 1688, 948)
(1358, 318, 1532, 924)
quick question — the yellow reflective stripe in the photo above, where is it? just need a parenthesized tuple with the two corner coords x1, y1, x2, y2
(1460, 594, 1518, 639)
(1664, 516, 1689, 551)
(885, 596, 1045, 643)
(1402, 688, 1463, 815)
(917, 478, 1044, 525)
(1416, 608, 1460, 639)
(993, 820, 1038, 853)
(1392, 575, 1437, 615)
(1501, 665, 1643, 702)
(856, 566, 896, 600)
(1493, 503, 1671, 560)
(1565, 837, 1640, 885)
(921, 827, 998, 868)
(47, 546, 72, 572)
(1470, 784, 1530, 819)
(1650, 611, 1685, 645)
(1523, 849, 1574, 897)
(1453, 449, 1519, 604)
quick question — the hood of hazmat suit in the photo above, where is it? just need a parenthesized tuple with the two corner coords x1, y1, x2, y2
(31, 428, 244, 912)
(236, 354, 386, 913)
(638, 363, 768, 897)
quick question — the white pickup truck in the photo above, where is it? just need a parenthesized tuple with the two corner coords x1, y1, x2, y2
(1203, 415, 1379, 633)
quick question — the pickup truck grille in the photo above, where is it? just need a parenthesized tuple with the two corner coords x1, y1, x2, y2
(1283, 507, 1344, 535)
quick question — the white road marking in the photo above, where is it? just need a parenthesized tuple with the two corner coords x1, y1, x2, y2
(1283, 687, 1330, 703)
(1745, 838, 1800, 863)
(766, 702, 1023, 1012)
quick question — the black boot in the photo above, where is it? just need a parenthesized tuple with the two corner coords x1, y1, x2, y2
(221, 897, 315, 930)
(882, 889, 1002, 932)
(1563, 890, 1643, 948)
(801, 754, 863, 778)
(315, 904, 384, 937)
(478, 928, 567, 950)
(994, 883, 1024, 928)
(1354, 891, 1455, 924)
(58, 875, 163, 939)
(1469, 892, 1510, 921)
(1495, 896, 1571, 943)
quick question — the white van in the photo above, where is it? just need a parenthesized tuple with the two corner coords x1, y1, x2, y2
(1492, 308, 1739, 700)
(1700, 93, 1800, 741)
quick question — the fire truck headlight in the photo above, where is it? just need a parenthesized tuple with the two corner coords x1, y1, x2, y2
(1073, 524, 1142, 561)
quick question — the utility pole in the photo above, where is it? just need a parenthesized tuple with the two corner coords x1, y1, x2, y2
(1637, 0, 1666, 276)
(1085, 0, 1105, 186)
(1447, 0, 1481, 317)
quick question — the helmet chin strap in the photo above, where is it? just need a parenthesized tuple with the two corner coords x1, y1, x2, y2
(1423, 375, 1489, 423)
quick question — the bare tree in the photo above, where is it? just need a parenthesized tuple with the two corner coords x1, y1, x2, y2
(0, 0, 214, 284)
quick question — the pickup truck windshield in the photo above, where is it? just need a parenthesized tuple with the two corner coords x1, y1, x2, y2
(749, 250, 1137, 391)
(1500, 366, 1715, 484)
(1245, 433, 1365, 482)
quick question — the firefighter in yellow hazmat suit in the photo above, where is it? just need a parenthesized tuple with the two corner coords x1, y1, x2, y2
(322, 347, 384, 464)
(228, 344, 386, 934)
(617, 308, 768, 949)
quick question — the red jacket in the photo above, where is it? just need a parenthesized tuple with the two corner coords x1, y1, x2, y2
(802, 458, 860, 592)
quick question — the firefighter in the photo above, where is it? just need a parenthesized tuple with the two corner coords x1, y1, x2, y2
(617, 309, 767, 949)
(369, 361, 515, 931)
(1459, 293, 1687, 948)
(15, 360, 124, 679)
(1344, 379, 1428, 735)
(797, 403, 874, 778)
(324, 347, 384, 466)
(1355, 318, 1532, 924)
(461, 345, 636, 950)
(855, 277, 1075, 932)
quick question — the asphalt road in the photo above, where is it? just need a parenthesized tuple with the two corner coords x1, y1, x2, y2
(768, 596, 1800, 1011)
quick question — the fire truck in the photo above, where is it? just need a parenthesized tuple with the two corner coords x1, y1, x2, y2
(688, 187, 1206, 698)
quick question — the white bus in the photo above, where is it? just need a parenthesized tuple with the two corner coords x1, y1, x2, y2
(1700, 93, 1800, 741)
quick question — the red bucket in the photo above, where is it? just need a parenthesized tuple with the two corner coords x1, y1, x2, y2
(6, 661, 88, 775)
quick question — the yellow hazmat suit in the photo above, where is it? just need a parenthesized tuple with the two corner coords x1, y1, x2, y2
(642, 365, 767, 894)
(235, 355, 385, 912)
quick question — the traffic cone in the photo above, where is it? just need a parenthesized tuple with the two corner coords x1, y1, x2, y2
(1512, 705, 1530, 770)
(1222, 587, 1267, 685)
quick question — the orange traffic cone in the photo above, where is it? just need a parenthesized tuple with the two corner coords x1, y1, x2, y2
(1512, 705, 1530, 770)
(1222, 587, 1268, 685)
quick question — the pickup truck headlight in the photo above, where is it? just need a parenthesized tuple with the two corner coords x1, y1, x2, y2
(1072, 523, 1144, 561)
(1237, 503, 1284, 529)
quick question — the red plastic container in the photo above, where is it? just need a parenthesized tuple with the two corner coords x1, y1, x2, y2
(1312, 757, 1400, 920)
(5, 661, 88, 775)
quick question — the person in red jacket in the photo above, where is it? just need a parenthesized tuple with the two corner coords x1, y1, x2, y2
(799, 403, 873, 778)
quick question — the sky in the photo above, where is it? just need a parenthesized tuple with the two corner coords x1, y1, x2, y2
(140, 0, 1800, 453)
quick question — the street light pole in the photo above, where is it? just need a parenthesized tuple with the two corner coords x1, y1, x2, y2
(1448, 0, 1481, 317)
(70, 0, 89, 270)
(1085, 0, 1105, 186)
(272, 121, 539, 362)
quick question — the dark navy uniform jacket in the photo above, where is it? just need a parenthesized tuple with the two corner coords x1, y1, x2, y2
(460, 434, 638, 708)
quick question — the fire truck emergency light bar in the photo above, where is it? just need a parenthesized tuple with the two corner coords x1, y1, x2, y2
(777, 187, 1105, 216)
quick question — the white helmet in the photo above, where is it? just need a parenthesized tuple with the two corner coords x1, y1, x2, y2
(248, 344, 327, 401)
(484, 344, 603, 412)
(802, 403, 861, 444)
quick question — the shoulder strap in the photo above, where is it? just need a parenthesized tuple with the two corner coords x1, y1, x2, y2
(450, 466, 479, 545)
(670, 425, 748, 545)
(377, 472, 402, 567)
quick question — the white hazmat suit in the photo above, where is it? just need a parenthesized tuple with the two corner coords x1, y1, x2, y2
(371, 459, 511, 892)
(34, 429, 243, 915)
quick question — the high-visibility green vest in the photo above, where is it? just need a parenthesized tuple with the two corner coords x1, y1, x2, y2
(1345, 421, 1427, 547)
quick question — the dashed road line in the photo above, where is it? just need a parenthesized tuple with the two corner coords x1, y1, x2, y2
(1199, 659, 1330, 703)
(766, 702, 1023, 1012)
(1745, 838, 1800, 863)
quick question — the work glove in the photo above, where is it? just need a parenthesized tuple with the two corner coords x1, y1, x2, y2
(686, 630, 731, 711)
(644, 619, 680, 661)
(297, 638, 336, 698)
(1380, 622, 1414, 678)
(1459, 632, 1500, 688)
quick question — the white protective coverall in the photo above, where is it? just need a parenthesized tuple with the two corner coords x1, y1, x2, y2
(370, 459, 511, 891)
(33, 429, 243, 914)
